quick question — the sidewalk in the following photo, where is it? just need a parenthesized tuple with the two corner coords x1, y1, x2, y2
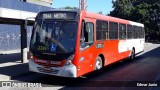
(0, 53, 30, 81)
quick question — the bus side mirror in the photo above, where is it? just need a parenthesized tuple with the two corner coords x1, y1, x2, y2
(25, 17, 35, 30)
(80, 37, 85, 43)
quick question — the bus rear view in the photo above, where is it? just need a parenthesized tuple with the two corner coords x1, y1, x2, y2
(28, 10, 79, 77)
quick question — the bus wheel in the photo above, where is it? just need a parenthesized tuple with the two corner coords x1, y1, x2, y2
(130, 49, 135, 60)
(95, 56, 103, 70)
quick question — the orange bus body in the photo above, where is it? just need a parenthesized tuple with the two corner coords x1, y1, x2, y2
(28, 10, 145, 78)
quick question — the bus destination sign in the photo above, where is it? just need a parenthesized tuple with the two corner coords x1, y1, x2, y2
(40, 12, 77, 20)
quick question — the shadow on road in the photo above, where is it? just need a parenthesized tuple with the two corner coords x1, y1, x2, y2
(21, 47, 160, 89)
(0, 53, 21, 64)
(0, 53, 31, 79)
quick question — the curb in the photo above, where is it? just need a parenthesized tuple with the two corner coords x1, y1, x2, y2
(0, 75, 10, 81)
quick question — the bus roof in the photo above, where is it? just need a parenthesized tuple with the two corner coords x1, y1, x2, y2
(37, 9, 144, 27)
(84, 11, 144, 27)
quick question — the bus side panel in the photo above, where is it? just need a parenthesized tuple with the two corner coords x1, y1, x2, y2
(102, 40, 120, 65)
(126, 39, 145, 54)
(117, 40, 131, 60)
(95, 40, 125, 66)
(98, 40, 131, 66)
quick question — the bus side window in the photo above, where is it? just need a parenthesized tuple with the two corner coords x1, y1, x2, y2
(85, 23, 94, 43)
(80, 22, 94, 49)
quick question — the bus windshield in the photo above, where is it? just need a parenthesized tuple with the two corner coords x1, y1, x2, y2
(30, 20, 78, 54)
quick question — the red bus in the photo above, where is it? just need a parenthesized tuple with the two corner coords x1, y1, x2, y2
(28, 9, 145, 78)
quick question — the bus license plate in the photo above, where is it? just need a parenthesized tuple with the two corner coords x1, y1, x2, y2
(37, 66, 53, 73)
(43, 66, 52, 71)
(37, 66, 59, 74)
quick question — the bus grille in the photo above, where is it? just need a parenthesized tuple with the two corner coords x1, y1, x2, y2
(37, 67, 59, 74)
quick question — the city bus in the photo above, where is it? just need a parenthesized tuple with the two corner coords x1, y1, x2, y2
(28, 9, 145, 78)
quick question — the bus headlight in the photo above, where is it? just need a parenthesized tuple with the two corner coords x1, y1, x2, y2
(66, 55, 74, 66)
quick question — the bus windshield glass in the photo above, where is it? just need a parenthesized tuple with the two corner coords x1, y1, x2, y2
(30, 20, 78, 54)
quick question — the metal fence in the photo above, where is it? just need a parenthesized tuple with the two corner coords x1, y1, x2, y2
(0, 24, 32, 54)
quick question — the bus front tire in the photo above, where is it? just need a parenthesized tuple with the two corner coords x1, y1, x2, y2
(95, 56, 103, 70)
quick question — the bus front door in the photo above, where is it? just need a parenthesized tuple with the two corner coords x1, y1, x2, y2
(77, 20, 95, 76)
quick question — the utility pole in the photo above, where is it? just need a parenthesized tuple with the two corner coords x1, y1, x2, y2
(79, 0, 87, 10)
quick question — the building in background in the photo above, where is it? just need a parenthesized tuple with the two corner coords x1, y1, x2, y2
(19, 0, 53, 7)
(0, 0, 52, 54)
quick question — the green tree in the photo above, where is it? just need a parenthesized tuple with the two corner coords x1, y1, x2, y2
(110, 0, 133, 20)
(98, 11, 103, 15)
(109, 0, 160, 37)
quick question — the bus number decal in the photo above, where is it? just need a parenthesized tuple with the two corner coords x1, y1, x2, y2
(43, 14, 52, 19)
(37, 46, 48, 51)
(53, 13, 67, 19)
(96, 43, 104, 49)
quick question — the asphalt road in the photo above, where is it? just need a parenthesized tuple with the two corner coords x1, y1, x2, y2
(6, 43, 160, 90)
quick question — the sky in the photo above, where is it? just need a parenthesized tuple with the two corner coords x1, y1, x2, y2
(51, 0, 113, 15)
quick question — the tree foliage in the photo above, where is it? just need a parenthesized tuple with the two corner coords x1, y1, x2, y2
(98, 11, 103, 15)
(110, 0, 160, 36)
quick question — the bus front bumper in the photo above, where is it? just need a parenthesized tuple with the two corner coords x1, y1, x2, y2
(28, 60, 77, 78)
